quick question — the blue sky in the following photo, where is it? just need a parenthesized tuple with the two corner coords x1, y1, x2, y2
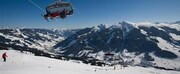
(0, 0, 180, 29)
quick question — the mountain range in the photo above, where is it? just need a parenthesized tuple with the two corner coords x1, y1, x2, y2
(0, 28, 79, 50)
(53, 21, 180, 70)
(0, 21, 180, 71)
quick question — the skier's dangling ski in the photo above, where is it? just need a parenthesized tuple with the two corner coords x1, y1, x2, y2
(41, 14, 49, 22)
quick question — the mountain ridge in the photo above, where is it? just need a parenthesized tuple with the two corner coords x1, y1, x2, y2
(0, 21, 180, 70)
(0, 28, 80, 50)
(53, 21, 180, 70)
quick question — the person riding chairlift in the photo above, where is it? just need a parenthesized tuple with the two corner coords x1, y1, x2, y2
(60, 9, 66, 18)
(44, 11, 51, 20)
(44, 11, 59, 19)
(44, 9, 66, 20)
(52, 11, 60, 17)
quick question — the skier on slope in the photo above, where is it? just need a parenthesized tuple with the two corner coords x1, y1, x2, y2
(2, 52, 8, 62)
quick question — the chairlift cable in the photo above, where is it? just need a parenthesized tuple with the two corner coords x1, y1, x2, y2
(28, 0, 46, 13)
(67, 0, 81, 16)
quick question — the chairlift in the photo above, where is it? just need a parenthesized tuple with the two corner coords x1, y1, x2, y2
(43, 0, 74, 21)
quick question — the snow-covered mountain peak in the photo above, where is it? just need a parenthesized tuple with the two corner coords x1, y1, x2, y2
(134, 21, 156, 27)
(51, 28, 65, 32)
(119, 21, 165, 28)
(136, 21, 154, 24)
(117, 21, 180, 31)
(119, 21, 134, 34)
(91, 24, 107, 32)
(119, 21, 135, 25)
(107, 21, 134, 30)
(109, 25, 121, 30)
(155, 22, 180, 31)
(97, 24, 106, 29)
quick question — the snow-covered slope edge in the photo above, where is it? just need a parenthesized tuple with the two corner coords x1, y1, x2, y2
(0, 50, 179, 74)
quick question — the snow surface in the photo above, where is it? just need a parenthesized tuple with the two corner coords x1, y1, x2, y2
(153, 37, 180, 69)
(169, 33, 180, 41)
(78, 50, 91, 57)
(140, 29, 147, 35)
(156, 37, 180, 56)
(0, 50, 180, 74)
(16, 29, 28, 38)
(150, 52, 180, 70)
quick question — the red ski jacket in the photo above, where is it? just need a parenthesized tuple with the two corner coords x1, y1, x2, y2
(2, 53, 7, 58)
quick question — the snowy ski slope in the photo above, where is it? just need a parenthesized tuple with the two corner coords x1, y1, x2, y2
(0, 50, 179, 74)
